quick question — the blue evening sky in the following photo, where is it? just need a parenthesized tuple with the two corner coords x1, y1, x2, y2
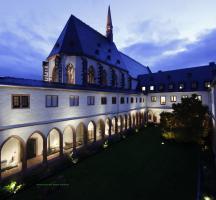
(1, 0, 216, 79)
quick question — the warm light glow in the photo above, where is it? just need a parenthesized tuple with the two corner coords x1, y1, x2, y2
(142, 86, 146, 91)
(161, 142, 164, 144)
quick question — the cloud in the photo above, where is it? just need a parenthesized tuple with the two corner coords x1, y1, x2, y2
(123, 27, 216, 72)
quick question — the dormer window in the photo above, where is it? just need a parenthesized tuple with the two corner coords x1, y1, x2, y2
(204, 81, 211, 89)
(168, 83, 174, 90)
(107, 55, 111, 60)
(179, 83, 185, 91)
(158, 84, 164, 91)
(150, 85, 155, 91)
(116, 60, 120, 64)
(95, 49, 99, 55)
(191, 81, 198, 90)
(97, 43, 101, 47)
(108, 49, 111, 53)
(142, 86, 146, 91)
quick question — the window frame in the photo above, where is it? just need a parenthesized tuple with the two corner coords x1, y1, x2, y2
(120, 97, 125, 104)
(151, 96, 157, 102)
(12, 94, 30, 109)
(101, 97, 107, 105)
(112, 97, 116, 104)
(87, 96, 95, 106)
(46, 95, 58, 108)
(160, 96, 166, 105)
(170, 95, 177, 102)
(69, 95, 79, 107)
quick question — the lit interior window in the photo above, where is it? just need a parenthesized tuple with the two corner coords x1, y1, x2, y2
(160, 96, 166, 105)
(150, 86, 154, 91)
(142, 86, 146, 91)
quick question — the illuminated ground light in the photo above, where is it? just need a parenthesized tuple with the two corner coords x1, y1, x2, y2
(161, 142, 165, 145)
(135, 129, 139, 133)
(203, 195, 213, 200)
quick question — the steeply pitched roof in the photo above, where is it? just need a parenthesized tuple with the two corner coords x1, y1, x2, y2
(48, 15, 128, 71)
(138, 63, 216, 92)
(120, 52, 151, 78)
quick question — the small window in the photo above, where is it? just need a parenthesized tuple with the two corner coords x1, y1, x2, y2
(191, 81, 198, 90)
(101, 97, 107, 105)
(170, 96, 177, 102)
(117, 60, 121, 64)
(168, 84, 174, 90)
(12, 95, 30, 109)
(150, 85, 155, 91)
(160, 96, 166, 105)
(204, 81, 211, 89)
(142, 86, 146, 91)
(46, 95, 58, 107)
(120, 97, 125, 104)
(181, 95, 188, 99)
(112, 97, 116, 104)
(179, 83, 185, 90)
(70, 96, 79, 106)
(158, 84, 164, 91)
(151, 96, 157, 102)
(131, 97, 134, 103)
(87, 96, 95, 105)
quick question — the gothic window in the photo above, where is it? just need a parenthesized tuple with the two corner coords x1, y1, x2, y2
(52, 66, 58, 82)
(101, 69, 107, 86)
(66, 64, 75, 84)
(88, 66, 95, 84)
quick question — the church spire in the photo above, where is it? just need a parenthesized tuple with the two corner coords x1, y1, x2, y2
(106, 5, 113, 42)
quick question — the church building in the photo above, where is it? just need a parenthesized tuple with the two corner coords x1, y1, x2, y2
(0, 7, 215, 180)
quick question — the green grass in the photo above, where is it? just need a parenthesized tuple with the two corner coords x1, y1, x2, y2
(15, 127, 199, 200)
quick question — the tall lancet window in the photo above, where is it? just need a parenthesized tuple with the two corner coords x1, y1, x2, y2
(102, 69, 107, 86)
(113, 72, 118, 88)
(52, 66, 59, 82)
(88, 66, 95, 84)
(66, 64, 75, 84)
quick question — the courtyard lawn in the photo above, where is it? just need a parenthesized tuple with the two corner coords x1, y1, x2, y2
(15, 127, 199, 200)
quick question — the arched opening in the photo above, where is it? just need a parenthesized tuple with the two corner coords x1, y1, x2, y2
(102, 69, 107, 86)
(1, 137, 24, 178)
(96, 119, 105, 141)
(87, 121, 95, 143)
(117, 116, 122, 133)
(47, 129, 61, 160)
(76, 123, 86, 148)
(105, 118, 111, 136)
(148, 111, 153, 122)
(66, 64, 75, 84)
(127, 114, 131, 129)
(52, 66, 58, 82)
(27, 132, 44, 168)
(63, 126, 74, 153)
(111, 117, 117, 135)
(87, 66, 95, 84)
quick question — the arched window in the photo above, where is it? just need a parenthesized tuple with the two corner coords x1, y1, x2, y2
(52, 66, 58, 82)
(66, 64, 75, 84)
(102, 69, 107, 86)
(88, 66, 95, 84)
(113, 72, 118, 87)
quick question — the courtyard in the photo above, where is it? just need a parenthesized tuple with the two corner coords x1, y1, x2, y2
(14, 126, 199, 200)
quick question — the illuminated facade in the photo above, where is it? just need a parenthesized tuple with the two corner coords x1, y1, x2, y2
(0, 7, 216, 179)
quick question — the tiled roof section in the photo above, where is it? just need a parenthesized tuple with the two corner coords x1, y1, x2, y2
(120, 52, 151, 78)
(138, 63, 216, 92)
(48, 15, 128, 71)
(0, 77, 140, 94)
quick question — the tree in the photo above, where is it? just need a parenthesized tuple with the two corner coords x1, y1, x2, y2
(160, 94, 211, 143)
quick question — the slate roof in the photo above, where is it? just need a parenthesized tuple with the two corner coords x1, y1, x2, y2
(0, 77, 140, 94)
(138, 63, 216, 92)
(48, 15, 150, 78)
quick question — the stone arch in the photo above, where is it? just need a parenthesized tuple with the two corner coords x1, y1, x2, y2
(147, 110, 154, 122)
(105, 118, 111, 136)
(111, 117, 117, 135)
(96, 119, 105, 141)
(0, 135, 25, 178)
(26, 131, 45, 168)
(117, 115, 123, 133)
(52, 66, 58, 82)
(87, 121, 96, 143)
(47, 128, 62, 159)
(76, 123, 87, 147)
(66, 64, 75, 84)
(63, 126, 75, 153)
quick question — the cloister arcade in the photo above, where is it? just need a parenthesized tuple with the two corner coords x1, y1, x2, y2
(0, 111, 146, 179)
